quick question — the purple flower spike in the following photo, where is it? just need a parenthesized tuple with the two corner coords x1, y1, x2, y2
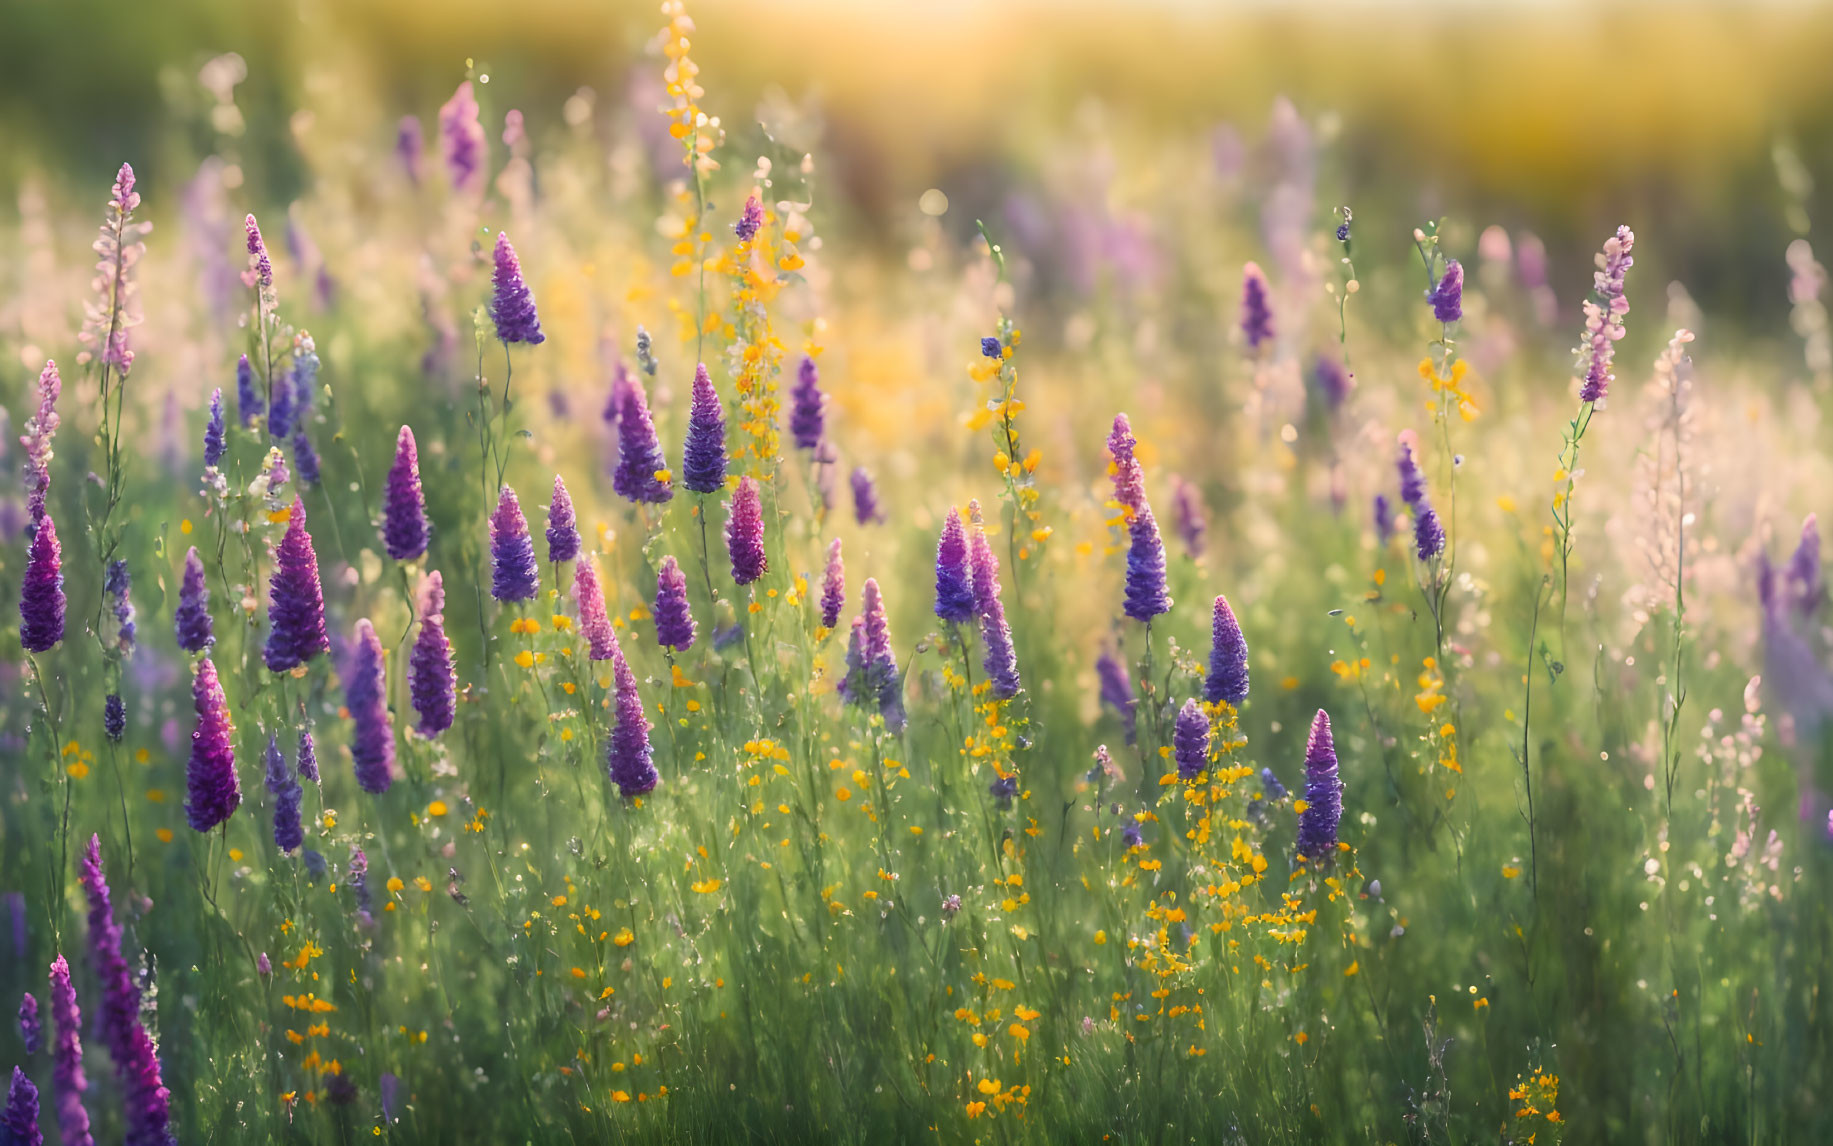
(1789, 513, 1822, 618)
(860, 578, 907, 732)
(296, 728, 319, 784)
(410, 572, 457, 738)
(203, 388, 226, 470)
(439, 80, 487, 196)
(1428, 259, 1464, 324)
(1295, 708, 1344, 863)
(19, 360, 61, 524)
(1170, 475, 1206, 559)
(546, 474, 580, 563)
(1123, 504, 1173, 622)
(291, 427, 321, 487)
(1311, 355, 1353, 412)
(265, 733, 304, 853)
(265, 497, 329, 671)
(20, 512, 66, 653)
(47, 955, 92, 1146)
(1397, 435, 1428, 508)
(106, 558, 136, 655)
(820, 538, 845, 630)
(17, 992, 39, 1055)
(966, 500, 1001, 616)
(489, 486, 540, 602)
(244, 213, 274, 291)
(789, 355, 825, 450)
(966, 503, 1021, 699)
(382, 426, 429, 561)
(934, 509, 976, 624)
(726, 476, 767, 586)
(491, 232, 544, 345)
(174, 547, 214, 652)
(574, 557, 617, 661)
(2, 1067, 39, 1146)
(1577, 225, 1635, 404)
(347, 619, 395, 795)
(653, 556, 696, 651)
(397, 115, 425, 185)
(79, 836, 172, 1146)
(1095, 651, 1137, 745)
(1373, 493, 1395, 546)
(1106, 414, 1145, 515)
(850, 467, 884, 525)
(682, 364, 727, 494)
(734, 193, 764, 243)
(1173, 699, 1211, 780)
(1396, 434, 1445, 561)
(606, 638, 659, 798)
(104, 696, 125, 743)
(613, 376, 673, 504)
(1240, 261, 1275, 354)
(1413, 503, 1446, 562)
(1205, 594, 1249, 707)
(185, 655, 239, 832)
(235, 354, 262, 427)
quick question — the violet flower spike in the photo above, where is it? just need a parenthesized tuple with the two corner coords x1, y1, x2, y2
(1, 1068, 39, 1146)
(1205, 594, 1250, 707)
(265, 733, 304, 853)
(1095, 651, 1137, 746)
(789, 355, 825, 450)
(653, 556, 696, 651)
(106, 558, 136, 655)
(820, 538, 846, 631)
(382, 426, 429, 561)
(439, 80, 487, 196)
(1106, 413, 1145, 516)
(1428, 258, 1464, 324)
(1295, 708, 1344, 863)
(489, 486, 540, 602)
(296, 727, 319, 784)
(726, 476, 767, 585)
(682, 364, 728, 495)
(860, 578, 907, 732)
(1240, 261, 1275, 354)
(202, 388, 225, 470)
(612, 375, 673, 504)
(48, 955, 93, 1146)
(1123, 503, 1173, 622)
(347, 619, 395, 795)
(1173, 699, 1211, 780)
(490, 232, 544, 345)
(397, 115, 425, 186)
(734, 193, 764, 243)
(185, 655, 239, 832)
(235, 354, 262, 427)
(934, 508, 977, 625)
(1169, 475, 1206, 559)
(19, 360, 61, 523)
(1577, 225, 1636, 404)
(546, 473, 580, 563)
(574, 557, 617, 661)
(409, 572, 457, 738)
(17, 992, 39, 1055)
(174, 546, 214, 652)
(264, 497, 329, 671)
(606, 638, 659, 798)
(79, 835, 174, 1146)
(1789, 513, 1822, 618)
(850, 467, 884, 525)
(19, 511, 66, 653)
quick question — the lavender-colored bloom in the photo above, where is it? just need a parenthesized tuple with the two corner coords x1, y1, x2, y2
(1428, 259, 1464, 324)
(296, 728, 319, 784)
(980, 336, 1003, 359)
(396, 116, 425, 185)
(1169, 475, 1206, 559)
(19, 513, 66, 653)
(838, 616, 866, 705)
(1373, 493, 1394, 546)
(106, 559, 136, 654)
(613, 376, 673, 504)
(933, 509, 976, 624)
(2, 1068, 39, 1146)
(47, 956, 91, 1146)
(17, 993, 39, 1055)
(103, 695, 125, 743)
(490, 232, 544, 345)
(1240, 261, 1275, 354)
(850, 467, 883, 525)
(820, 538, 845, 630)
(859, 578, 907, 731)
(439, 80, 487, 196)
(726, 477, 767, 585)
(1122, 819, 1144, 849)
(1396, 436, 1445, 561)
(19, 361, 61, 524)
(267, 361, 297, 439)
(1295, 708, 1344, 862)
(1123, 504, 1173, 622)
(966, 505, 1022, 699)
(1577, 225, 1635, 404)
(382, 426, 429, 561)
(257, 953, 270, 977)
(1095, 651, 1136, 745)
(290, 426, 321, 487)
(653, 556, 696, 651)
(1260, 768, 1289, 801)
(235, 354, 261, 427)
(489, 486, 539, 602)
(734, 193, 763, 243)
(1311, 355, 1353, 412)
(1789, 513, 1822, 617)
(989, 773, 1018, 808)
(185, 656, 239, 832)
(546, 474, 579, 563)
(1205, 594, 1249, 706)
(202, 389, 225, 470)
(788, 356, 825, 450)
(606, 637, 659, 798)
(174, 547, 213, 652)
(574, 557, 616, 661)
(1396, 436, 1428, 508)
(302, 849, 327, 881)
(79, 835, 174, 1146)
(264, 497, 329, 671)
(409, 572, 457, 738)
(1413, 503, 1446, 561)
(347, 619, 395, 795)
(1173, 699, 1211, 780)
(1106, 414, 1145, 515)
(265, 734, 303, 853)
(244, 213, 274, 298)
(682, 364, 727, 494)
(290, 333, 320, 418)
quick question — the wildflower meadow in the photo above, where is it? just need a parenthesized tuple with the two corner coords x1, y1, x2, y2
(4, 2, 1833, 1142)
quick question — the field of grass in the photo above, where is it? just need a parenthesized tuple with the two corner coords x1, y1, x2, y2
(3, 2, 1833, 1142)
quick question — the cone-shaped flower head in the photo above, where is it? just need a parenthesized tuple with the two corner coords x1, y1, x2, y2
(682, 363, 727, 494)
(934, 509, 976, 624)
(236, 353, 262, 426)
(1240, 261, 1275, 354)
(17, 993, 39, 1055)
(409, 572, 457, 738)
(489, 486, 539, 602)
(653, 556, 696, 651)
(1095, 651, 1137, 745)
(20, 360, 61, 523)
(79, 835, 174, 1146)
(1170, 475, 1206, 559)
(1577, 225, 1635, 404)
(184, 656, 239, 832)
(19, 512, 65, 652)
(2, 1068, 39, 1146)
(382, 426, 429, 561)
(1396, 434, 1445, 561)
(1428, 258, 1464, 324)
(103, 695, 125, 743)
(963, 505, 1022, 699)
(860, 578, 907, 732)
(47, 955, 92, 1146)
(265, 734, 303, 853)
(1123, 504, 1173, 622)
(439, 80, 487, 196)
(1106, 413, 1146, 515)
(734, 193, 764, 243)
(296, 727, 319, 783)
(490, 232, 544, 345)
(850, 467, 884, 524)
(606, 637, 659, 798)
(726, 476, 767, 585)
(546, 474, 579, 563)
(1295, 708, 1344, 863)
(789, 355, 825, 450)
(291, 426, 321, 487)
(347, 618, 395, 795)
(574, 556, 617, 661)
(1373, 493, 1395, 547)
(820, 538, 846, 630)
(612, 376, 673, 504)
(267, 360, 297, 440)
(202, 388, 226, 470)
(838, 615, 867, 705)
(1173, 698, 1211, 780)
(105, 559, 136, 655)
(264, 497, 328, 671)
(244, 213, 274, 295)
(1205, 594, 1249, 706)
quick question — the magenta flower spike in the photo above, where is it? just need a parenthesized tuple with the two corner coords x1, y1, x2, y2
(654, 556, 696, 651)
(382, 425, 429, 561)
(491, 232, 544, 345)
(726, 476, 767, 585)
(546, 474, 580, 564)
(439, 79, 487, 196)
(19, 512, 65, 653)
(574, 556, 617, 661)
(606, 637, 659, 798)
(347, 618, 395, 794)
(184, 656, 239, 832)
(820, 537, 846, 631)
(410, 571, 457, 738)
(79, 835, 173, 1146)
(47, 955, 93, 1146)
(264, 497, 329, 672)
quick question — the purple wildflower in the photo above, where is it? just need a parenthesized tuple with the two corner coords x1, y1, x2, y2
(1123, 504, 1173, 622)
(47, 956, 92, 1146)
(79, 835, 174, 1146)
(19, 360, 61, 522)
(489, 486, 539, 602)
(264, 497, 329, 671)
(1260, 768, 1289, 801)
(265, 734, 303, 853)
(409, 572, 457, 738)
(235, 354, 262, 427)
(613, 376, 673, 504)
(348, 847, 372, 922)
(653, 556, 696, 651)
(860, 578, 907, 732)
(174, 547, 213, 652)
(1169, 475, 1206, 559)
(202, 389, 225, 470)
(607, 637, 659, 798)
(2, 1068, 39, 1146)
(78, 164, 147, 377)
(439, 80, 487, 196)
(291, 427, 321, 486)
(989, 773, 1018, 808)
(734, 193, 763, 243)
(397, 116, 425, 185)
(20, 513, 66, 653)
(1789, 513, 1821, 617)
(106, 559, 135, 655)
(185, 656, 239, 832)
(789, 355, 825, 450)
(296, 728, 319, 784)
(1173, 699, 1211, 780)
(1106, 414, 1145, 515)
(1311, 355, 1353, 412)
(574, 557, 616, 661)
(546, 474, 580, 563)
(382, 426, 429, 561)
(1122, 819, 1144, 849)
(967, 503, 1022, 699)
(347, 619, 395, 795)
(17, 992, 39, 1055)
(850, 467, 883, 525)
(820, 538, 845, 630)
(726, 476, 767, 585)
(1577, 225, 1635, 403)
(1095, 650, 1137, 745)
(491, 232, 544, 345)
(1240, 261, 1275, 354)
(1295, 708, 1344, 863)
(980, 336, 1004, 359)
(1428, 259, 1464, 324)
(682, 364, 727, 494)
(1396, 435, 1445, 561)
(244, 213, 273, 292)
(1205, 594, 1249, 706)
(1373, 493, 1394, 546)
(104, 696, 125, 743)
(934, 509, 976, 624)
